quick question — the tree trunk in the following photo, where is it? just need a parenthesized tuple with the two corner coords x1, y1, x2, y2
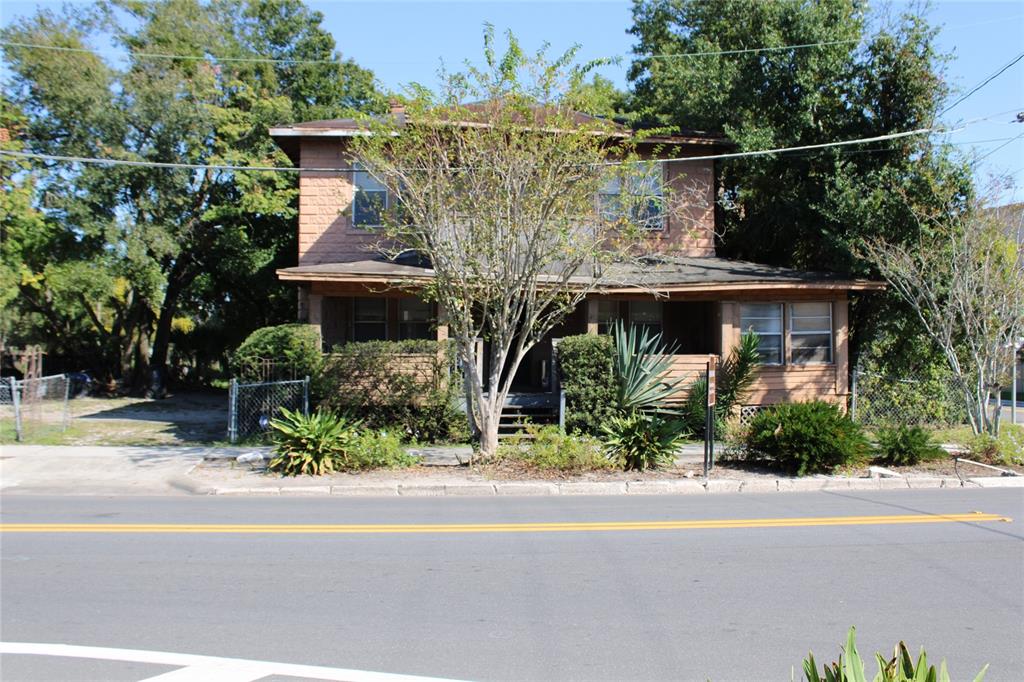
(147, 260, 194, 397)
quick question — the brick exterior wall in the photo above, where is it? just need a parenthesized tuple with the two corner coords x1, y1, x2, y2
(296, 139, 717, 265)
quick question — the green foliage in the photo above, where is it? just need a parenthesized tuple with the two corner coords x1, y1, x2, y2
(602, 411, 688, 471)
(743, 401, 870, 475)
(683, 331, 760, 436)
(611, 321, 684, 413)
(268, 408, 359, 476)
(318, 340, 467, 444)
(802, 626, 987, 682)
(232, 324, 323, 381)
(873, 425, 946, 466)
(497, 425, 613, 472)
(967, 424, 1024, 466)
(268, 408, 416, 475)
(1, 0, 383, 389)
(558, 334, 617, 436)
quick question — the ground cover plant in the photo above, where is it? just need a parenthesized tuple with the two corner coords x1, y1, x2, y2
(742, 401, 871, 476)
(872, 425, 947, 466)
(496, 425, 612, 472)
(602, 411, 688, 471)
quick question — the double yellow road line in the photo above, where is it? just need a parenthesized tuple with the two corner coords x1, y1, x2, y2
(0, 512, 1011, 534)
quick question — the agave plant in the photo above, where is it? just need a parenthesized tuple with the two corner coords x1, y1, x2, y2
(268, 408, 361, 476)
(602, 410, 689, 471)
(611, 320, 684, 413)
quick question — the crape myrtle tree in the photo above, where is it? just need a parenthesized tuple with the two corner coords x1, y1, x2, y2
(627, 0, 974, 367)
(1, 0, 383, 391)
(353, 28, 702, 458)
(862, 181, 1024, 436)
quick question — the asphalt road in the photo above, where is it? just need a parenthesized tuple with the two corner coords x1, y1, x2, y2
(1, 490, 1022, 682)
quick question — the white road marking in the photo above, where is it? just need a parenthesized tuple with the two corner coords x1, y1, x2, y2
(0, 642, 471, 682)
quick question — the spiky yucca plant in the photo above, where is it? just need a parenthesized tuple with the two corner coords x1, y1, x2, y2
(268, 408, 360, 476)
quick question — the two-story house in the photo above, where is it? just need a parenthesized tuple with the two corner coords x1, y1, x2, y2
(270, 104, 882, 412)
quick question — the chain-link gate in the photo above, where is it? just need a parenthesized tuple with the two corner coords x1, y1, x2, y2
(227, 376, 309, 443)
(2, 374, 71, 441)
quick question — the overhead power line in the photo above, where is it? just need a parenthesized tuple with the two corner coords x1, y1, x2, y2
(940, 51, 1024, 116)
(975, 131, 1024, 162)
(0, 126, 947, 173)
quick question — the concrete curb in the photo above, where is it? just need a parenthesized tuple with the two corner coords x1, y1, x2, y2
(201, 474, 1023, 497)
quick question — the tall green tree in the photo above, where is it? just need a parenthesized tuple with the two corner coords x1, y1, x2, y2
(627, 0, 973, 362)
(2, 0, 383, 391)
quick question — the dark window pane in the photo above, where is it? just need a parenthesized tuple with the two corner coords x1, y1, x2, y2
(756, 334, 783, 364)
(354, 190, 386, 227)
(791, 333, 832, 363)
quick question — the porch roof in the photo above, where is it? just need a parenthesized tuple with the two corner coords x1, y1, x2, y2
(277, 255, 883, 292)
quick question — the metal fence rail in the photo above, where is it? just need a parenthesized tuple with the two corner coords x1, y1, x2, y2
(2, 374, 71, 441)
(227, 376, 309, 443)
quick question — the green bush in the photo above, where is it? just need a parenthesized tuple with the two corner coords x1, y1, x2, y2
(967, 424, 1024, 465)
(874, 425, 946, 466)
(558, 334, 616, 436)
(267, 408, 359, 476)
(743, 401, 870, 475)
(802, 626, 987, 682)
(345, 429, 418, 469)
(497, 425, 613, 472)
(602, 411, 689, 471)
(232, 324, 323, 381)
(319, 340, 467, 444)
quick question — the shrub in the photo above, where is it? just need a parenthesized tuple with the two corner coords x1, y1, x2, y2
(346, 429, 418, 469)
(267, 408, 359, 476)
(602, 411, 689, 471)
(232, 324, 323, 381)
(682, 331, 760, 436)
(558, 334, 616, 436)
(497, 425, 613, 472)
(802, 626, 987, 682)
(874, 425, 946, 466)
(967, 424, 1024, 465)
(743, 401, 870, 476)
(318, 340, 467, 443)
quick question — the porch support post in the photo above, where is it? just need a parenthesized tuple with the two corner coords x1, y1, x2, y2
(308, 292, 324, 348)
(834, 296, 850, 403)
(435, 302, 449, 343)
(586, 298, 599, 335)
(718, 301, 737, 357)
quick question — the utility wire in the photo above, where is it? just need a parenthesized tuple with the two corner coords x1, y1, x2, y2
(975, 131, 1024, 162)
(940, 51, 1024, 116)
(0, 126, 948, 173)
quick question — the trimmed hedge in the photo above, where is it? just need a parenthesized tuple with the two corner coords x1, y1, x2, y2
(558, 334, 617, 436)
(232, 324, 322, 381)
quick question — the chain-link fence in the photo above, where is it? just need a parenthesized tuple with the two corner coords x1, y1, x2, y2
(1, 374, 71, 441)
(227, 377, 309, 443)
(850, 368, 968, 428)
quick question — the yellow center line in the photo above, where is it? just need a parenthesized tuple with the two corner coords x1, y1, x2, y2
(0, 512, 1012, 534)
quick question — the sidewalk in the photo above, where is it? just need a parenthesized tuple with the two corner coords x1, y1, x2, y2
(2, 444, 1021, 497)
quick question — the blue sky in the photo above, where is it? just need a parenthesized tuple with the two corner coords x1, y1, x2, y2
(3, 0, 1022, 199)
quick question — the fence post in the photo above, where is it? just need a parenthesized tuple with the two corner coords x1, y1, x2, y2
(850, 369, 858, 421)
(61, 373, 70, 431)
(10, 377, 22, 442)
(228, 378, 238, 444)
(303, 376, 310, 416)
(558, 390, 566, 433)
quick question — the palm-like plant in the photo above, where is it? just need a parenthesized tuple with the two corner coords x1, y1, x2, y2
(611, 320, 685, 413)
(683, 331, 760, 435)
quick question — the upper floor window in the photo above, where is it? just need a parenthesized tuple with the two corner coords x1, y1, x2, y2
(789, 302, 832, 364)
(740, 303, 783, 365)
(598, 163, 664, 231)
(353, 164, 388, 228)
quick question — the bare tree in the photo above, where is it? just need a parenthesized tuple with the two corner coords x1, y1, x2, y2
(862, 183, 1024, 435)
(353, 30, 704, 457)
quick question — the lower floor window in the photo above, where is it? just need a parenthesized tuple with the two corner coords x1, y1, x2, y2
(740, 303, 783, 364)
(352, 297, 387, 342)
(399, 298, 434, 340)
(789, 302, 833, 364)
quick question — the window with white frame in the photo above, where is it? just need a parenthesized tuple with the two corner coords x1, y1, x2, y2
(398, 298, 433, 340)
(740, 303, 783, 364)
(352, 297, 387, 341)
(353, 164, 388, 228)
(789, 302, 833, 364)
(629, 300, 663, 336)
